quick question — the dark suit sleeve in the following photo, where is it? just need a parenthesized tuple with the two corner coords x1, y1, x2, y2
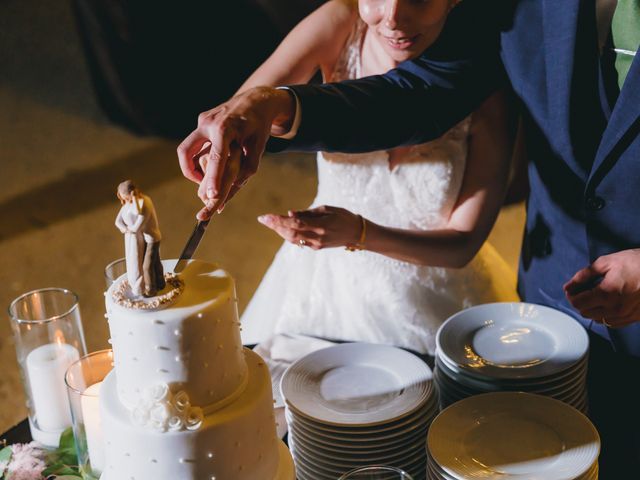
(268, 0, 508, 153)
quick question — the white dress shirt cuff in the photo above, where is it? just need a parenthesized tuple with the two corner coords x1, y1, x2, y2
(272, 87, 302, 140)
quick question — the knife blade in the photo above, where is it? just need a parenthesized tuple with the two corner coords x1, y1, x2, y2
(173, 218, 211, 273)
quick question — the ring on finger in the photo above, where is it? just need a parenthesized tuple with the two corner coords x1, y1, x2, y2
(602, 317, 612, 327)
(298, 239, 307, 247)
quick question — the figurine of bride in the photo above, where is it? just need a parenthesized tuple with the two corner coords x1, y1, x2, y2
(115, 180, 166, 297)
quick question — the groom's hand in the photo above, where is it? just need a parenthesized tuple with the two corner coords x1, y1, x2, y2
(564, 249, 640, 328)
(177, 87, 296, 219)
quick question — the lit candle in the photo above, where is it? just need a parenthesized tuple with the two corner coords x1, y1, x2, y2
(26, 343, 80, 432)
(81, 382, 104, 473)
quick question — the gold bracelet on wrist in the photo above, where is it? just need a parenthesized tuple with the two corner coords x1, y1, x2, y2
(345, 215, 367, 251)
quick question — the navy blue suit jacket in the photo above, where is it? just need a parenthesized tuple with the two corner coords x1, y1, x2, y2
(274, 0, 640, 356)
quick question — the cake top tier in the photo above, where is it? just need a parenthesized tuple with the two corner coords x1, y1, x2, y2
(109, 259, 233, 314)
(105, 259, 248, 411)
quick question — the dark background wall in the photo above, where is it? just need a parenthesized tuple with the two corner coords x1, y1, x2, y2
(73, 0, 325, 137)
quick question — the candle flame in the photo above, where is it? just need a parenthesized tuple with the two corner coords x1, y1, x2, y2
(54, 330, 65, 345)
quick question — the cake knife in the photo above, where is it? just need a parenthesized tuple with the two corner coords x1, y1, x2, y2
(173, 218, 210, 273)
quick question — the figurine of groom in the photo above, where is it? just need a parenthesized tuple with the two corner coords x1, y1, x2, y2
(115, 180, 166, 297)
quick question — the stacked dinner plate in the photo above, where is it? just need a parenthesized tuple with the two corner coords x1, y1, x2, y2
(434, 303, 590, 413)
(281, 343, 438, 480)
(426, 392, 600, 479)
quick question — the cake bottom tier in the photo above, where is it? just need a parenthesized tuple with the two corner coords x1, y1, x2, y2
(100, 349, 286, 480)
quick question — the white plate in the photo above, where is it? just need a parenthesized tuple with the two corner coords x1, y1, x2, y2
(293, 447, 427, 479)
(286, 413, 435, 450)
(281, 343, 434, 426)
(291, 433, 427, 470)
(434, 363, 586, 400)
(435, 354, 588, 390)
(285, 392, 438, 435)
(289, 418, 429, 457)
(428, 392, 600, 480)
(436, 303, 588, 380)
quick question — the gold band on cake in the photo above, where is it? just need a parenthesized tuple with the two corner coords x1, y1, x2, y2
(111, 273, 184, 310)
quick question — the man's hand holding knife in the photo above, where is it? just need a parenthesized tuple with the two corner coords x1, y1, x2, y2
(176, 86, 297, 220)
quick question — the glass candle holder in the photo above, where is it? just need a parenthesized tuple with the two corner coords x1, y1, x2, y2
(65, 349, 113, 479)
(339, 466, 414, 480)
(9, 288, 87, 447)
(104, 258, 126, 288)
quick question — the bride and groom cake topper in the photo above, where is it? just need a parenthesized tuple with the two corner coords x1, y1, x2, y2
(114, 180, 183, 309)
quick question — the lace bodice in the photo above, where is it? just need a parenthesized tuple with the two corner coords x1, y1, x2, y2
(318, 19, 472, 230)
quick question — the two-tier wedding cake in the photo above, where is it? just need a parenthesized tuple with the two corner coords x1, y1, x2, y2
(99, 259, 294, 479)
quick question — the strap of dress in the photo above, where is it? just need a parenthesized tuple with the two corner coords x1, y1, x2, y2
(328, 18, 366, 82)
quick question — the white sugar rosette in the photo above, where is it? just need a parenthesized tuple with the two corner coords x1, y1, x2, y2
(185, 407, 204, 431)
(167, 415, 185, 432)
(148, 383, 171, 402)
(129, 384, 204, 432)
(173, 391, 191, 413)
(131, 406, 150, 427)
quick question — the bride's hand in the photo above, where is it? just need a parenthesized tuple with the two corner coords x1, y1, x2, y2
(257, 206, 362, 250)
(177, 87, 297, 220)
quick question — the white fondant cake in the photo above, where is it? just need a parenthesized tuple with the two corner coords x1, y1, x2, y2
(105, 260, 247, 409)
(100, 260, 293, 480)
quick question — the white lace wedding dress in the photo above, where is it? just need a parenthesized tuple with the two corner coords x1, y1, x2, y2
(241, 20, 518, 355)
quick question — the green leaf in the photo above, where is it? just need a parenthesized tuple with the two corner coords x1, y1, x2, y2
(42, 463, 81, 477)
(0, 445, 12, 478)
(43, 427, 81, 478)
(0, 446, 11, 463)
(59, 428, 75, 450)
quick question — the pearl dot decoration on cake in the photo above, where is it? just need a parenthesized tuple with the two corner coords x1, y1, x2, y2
(174, 329, 180, 336)
(197, 313, 204, 319)
(104, 313, 109, 319)
(207, 452, 214, 459)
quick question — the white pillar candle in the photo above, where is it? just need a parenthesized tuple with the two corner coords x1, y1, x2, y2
(26, 343, 79, 432)
(81, 382, 104, 473)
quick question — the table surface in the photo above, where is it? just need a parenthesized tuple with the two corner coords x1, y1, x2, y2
(1, 418, 31, 447)
(1, 417, 290, 449)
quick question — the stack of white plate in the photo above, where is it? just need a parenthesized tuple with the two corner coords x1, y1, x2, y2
(434, 303, 590, 413)
(426, 392, 600, 479)
(281, 343, 438, 480)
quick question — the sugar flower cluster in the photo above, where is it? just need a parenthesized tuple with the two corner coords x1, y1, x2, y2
(131, 383, 204, 432)
(0, 442, 46, 480)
